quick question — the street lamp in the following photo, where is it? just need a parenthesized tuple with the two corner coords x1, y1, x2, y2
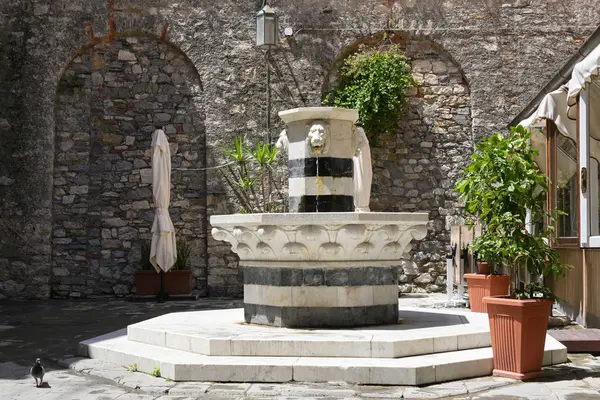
(256, 4, 278, 144)
(256, 5, 278, 47)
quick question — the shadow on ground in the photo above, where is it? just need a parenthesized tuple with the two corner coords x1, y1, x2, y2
(0, 298, 243, 368)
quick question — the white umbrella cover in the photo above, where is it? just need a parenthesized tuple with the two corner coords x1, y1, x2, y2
(150, 129, 177, 273)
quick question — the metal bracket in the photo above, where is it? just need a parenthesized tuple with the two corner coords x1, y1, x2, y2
(582, 167, 588, 193)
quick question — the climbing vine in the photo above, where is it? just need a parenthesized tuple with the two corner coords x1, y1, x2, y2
(323, 44, 416, 143)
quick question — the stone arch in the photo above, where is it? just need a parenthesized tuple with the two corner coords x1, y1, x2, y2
(52, 32, 206, 298)
(323, 32, 472, 293)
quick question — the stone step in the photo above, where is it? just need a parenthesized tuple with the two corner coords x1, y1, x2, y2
(80, 329, 568, 386)
(126, 307, 493, 359)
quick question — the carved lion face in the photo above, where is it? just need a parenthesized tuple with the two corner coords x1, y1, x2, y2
(306, 121, 329, 155)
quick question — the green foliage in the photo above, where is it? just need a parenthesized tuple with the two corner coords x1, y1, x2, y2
(219, 136, 286, 213)
(455, 125, 571, 297)
(514, 282, 557, 302)
(150, 366, 161, 377)
(139, 241, 152, 271)
(323, 44, 416, 143)
(172, 237, 191, 270)
(127, 362, 138, 372)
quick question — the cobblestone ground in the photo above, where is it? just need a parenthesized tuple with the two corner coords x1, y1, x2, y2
(3, 295, 600, 399)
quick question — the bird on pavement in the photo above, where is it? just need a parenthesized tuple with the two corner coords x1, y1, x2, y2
(30, 358, 45, 387)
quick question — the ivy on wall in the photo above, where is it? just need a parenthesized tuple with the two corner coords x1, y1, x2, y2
(323, 44, 416, 143)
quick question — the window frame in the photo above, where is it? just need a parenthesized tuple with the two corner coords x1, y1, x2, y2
(578, 84, 600, 247)
(547, 119, 580, 247)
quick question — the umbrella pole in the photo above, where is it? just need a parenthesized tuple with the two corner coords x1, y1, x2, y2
(158, 270, 165, 303)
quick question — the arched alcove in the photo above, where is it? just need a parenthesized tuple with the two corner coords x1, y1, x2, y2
(324, 33, 472, 293)
(52, 33, 206, 298)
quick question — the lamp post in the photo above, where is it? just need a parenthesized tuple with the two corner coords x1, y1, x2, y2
(256, 4, 278, 144)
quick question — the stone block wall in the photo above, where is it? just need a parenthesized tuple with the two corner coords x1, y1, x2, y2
(365, 36, 471, 292)
(0, 0, 598, 299)
(52, 34, 206, 298)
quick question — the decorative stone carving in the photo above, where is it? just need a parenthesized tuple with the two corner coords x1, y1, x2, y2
(210, 212, 428, 263)
(305, 120, 330, 155)
(353, 126, 372, 212)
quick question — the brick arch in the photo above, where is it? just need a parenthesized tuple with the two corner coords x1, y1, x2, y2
(322, 32, 472, 294)
(52, 32, 207, 298)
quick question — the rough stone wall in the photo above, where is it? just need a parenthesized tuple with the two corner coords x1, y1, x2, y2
(363, 36, 471, 293)
(0, 0, 599, 299)
(52, 35, 206, 298)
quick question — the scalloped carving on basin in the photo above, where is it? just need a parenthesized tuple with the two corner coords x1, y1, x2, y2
(210, 212, 428, 262)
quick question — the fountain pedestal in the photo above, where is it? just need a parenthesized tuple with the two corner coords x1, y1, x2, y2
(212, 107, 429, 327)
(211, 212, 428, 327)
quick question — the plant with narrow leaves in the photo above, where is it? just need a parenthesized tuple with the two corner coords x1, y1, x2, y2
(150, 366, 160, 377)
(323, 44, 415, 144)
(455, 125, 571, 297)
(218, 137, 286, 213)
(172, 237, 191, 270)
(139, 241, 152, 271)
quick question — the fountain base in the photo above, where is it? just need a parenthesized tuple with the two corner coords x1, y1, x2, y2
(79, 306, 568, 384)
(211, 212, 429, 327)
(243, 263, 399, 327)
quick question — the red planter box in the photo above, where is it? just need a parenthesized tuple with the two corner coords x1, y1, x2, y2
(464, 273, 510, 313)
(484, 296, 552, 380)
(135, 270, 193, 295)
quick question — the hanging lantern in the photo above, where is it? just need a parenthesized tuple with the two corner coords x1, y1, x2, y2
(256, 5, 278, 47)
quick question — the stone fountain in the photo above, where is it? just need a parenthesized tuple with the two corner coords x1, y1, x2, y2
(78, 107, 567, 385)
(210, 107, 428, 327)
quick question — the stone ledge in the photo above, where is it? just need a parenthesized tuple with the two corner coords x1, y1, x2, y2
(210, 212, 428, 262)
(124, 307, 492, 358)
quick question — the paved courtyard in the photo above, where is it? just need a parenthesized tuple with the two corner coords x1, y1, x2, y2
(3, 295, 600, 399)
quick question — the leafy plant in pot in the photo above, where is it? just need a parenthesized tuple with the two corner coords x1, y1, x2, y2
(165, 237, 193, 295)
(463, 234, 511, 313)
(456, 125, 570, 379)
(135, 238, 194, 296)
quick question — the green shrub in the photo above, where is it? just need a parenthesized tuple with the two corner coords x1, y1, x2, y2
(323, 44, 416, 143)
(455, 125, 571, 298)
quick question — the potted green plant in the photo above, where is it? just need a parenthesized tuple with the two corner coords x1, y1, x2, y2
(164, 237, 193, 295)
(456, 125, 570, 379)
(135, 240, 160, 295)
(135, 238, 194, 296)
(463, 234, 511, 313)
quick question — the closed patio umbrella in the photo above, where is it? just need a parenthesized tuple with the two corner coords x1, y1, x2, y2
(150, 129, 177, 275)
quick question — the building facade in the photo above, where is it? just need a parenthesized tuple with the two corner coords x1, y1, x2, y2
(0, 0, 598, 299)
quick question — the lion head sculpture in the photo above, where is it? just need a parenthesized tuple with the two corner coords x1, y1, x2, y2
(306, 120, 330, 155)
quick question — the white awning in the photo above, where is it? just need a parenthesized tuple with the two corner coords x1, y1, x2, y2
(518, 86, 576, 140)
(518, 86, 576, 175)
(567, 44, 600, 119)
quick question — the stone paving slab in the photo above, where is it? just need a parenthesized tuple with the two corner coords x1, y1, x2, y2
(7, 356, 600, 399)
(2, 296, 600, 399)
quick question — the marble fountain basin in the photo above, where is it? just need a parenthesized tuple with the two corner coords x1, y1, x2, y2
(210, 212, 429, 328)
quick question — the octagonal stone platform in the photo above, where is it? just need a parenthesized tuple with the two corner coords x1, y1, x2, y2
(79, 306, 568, 385)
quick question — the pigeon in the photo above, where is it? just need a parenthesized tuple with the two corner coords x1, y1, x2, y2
(30, 358, 45, 387)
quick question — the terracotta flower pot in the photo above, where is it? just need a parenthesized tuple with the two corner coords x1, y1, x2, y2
(164, 270, 193, 294)
(135, 270, 161, 295)
(135, 270, 193, 295)
(483, 296, 552, 380)
(477, 261, 490, 274)
(464, 273, 510, 313)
